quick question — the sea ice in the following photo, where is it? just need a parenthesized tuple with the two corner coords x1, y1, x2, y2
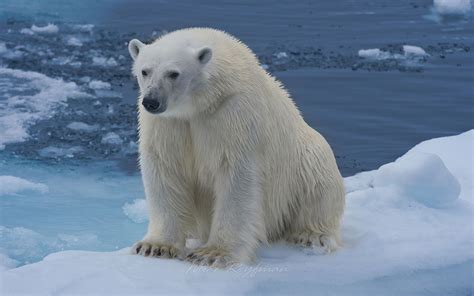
(2, 132, 469, 294)
(66, 122, 99, 132)
(403, 45, 428, 57)
(0, 176, 48, 195)
(434, 0, 472, 15)
(66, 36, 83, 47)
(122, 199, 148, 223)
(101, 132, 123, 145)
(358, 48, 393, 60)
(0, 67, 89, 149)
(92, 56, 119, 67)
(88, 79, 111, 90)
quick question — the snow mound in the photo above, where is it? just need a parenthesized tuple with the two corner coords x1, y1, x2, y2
(0, 176, 48, 195)
(122, 199, 148, 223)
(434, 0, 472, 15)
(373, 152, 460, 207)
(1, 131, 473, 295)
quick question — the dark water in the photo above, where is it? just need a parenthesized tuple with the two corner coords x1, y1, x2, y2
(0, 0, 472, 265)
(1, 0, 472, 175)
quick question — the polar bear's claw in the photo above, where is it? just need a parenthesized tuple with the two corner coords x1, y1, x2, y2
(132, 241, 180, 259)
(186, 246, 233, 268)
(288, 231, 339, 254)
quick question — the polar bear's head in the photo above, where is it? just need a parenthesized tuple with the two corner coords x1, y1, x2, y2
(128, 35, 213, 118)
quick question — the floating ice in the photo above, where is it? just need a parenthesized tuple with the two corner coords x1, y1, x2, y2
(122, 199, 148, 223)
(0, 42, 7, 55)
(92, 56, 118, 67)
(1, 131, 472, 295)
(434, 0, 472, 15)
(72, 24, 94, 33)
(358, 48, 393, 60)
(67, 122, 99, 132)
(0, 176, 48, 196)
(0, 226, 100, 266)
(66, 36, 83, 47)
(0, 67, 89, 149)
(38, 146, 84, 158)
(21, 24, 59, 35)
(403, 45, 428, 57)
(19, 28, 34, 35)
(88, 79, 111, 90)
(275, 51, 288, 59)
(101, 132, 123, 145)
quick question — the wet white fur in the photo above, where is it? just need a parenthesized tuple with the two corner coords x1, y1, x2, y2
(129, 28, 345, 263)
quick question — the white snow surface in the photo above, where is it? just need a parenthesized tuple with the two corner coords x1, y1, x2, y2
(1, 131, 473, 295)
(434, 0, 472, 15)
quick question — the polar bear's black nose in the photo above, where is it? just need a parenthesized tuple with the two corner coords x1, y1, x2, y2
(142, 98, 161, 113)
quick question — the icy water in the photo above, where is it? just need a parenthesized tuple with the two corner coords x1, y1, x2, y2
(0, 0, 472, 266)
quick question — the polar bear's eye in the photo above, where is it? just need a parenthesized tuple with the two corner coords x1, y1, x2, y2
(141, 70, 148, 77)
(168, 71, 180, 80)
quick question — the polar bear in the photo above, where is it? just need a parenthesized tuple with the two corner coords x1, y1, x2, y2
(128, 28, 345, 267)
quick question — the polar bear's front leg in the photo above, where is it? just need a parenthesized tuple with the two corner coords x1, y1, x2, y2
(132, 151, 191, 259)
(186, 157, 265, 267)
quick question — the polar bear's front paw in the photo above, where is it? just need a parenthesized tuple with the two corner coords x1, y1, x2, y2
(287, 231, 338, 254)
(132, 241, 180, 259)
(186, 246, 234, 268)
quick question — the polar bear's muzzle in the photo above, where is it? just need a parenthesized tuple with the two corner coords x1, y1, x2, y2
(142, 96, 166, 114)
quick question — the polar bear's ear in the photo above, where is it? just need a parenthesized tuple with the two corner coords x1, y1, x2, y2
(196, 47, 212, 65)
(128, 39, 145, 60)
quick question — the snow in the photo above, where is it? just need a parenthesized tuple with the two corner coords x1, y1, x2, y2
(1, 130, 472, 295)
(101, 132, 124, 145)
(434, 0, 472, 15)
(88, 79, 111, 90)
(0, 176, 48, 195)
(122, 199, 148, 223)
(0, 67, 90, 149)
